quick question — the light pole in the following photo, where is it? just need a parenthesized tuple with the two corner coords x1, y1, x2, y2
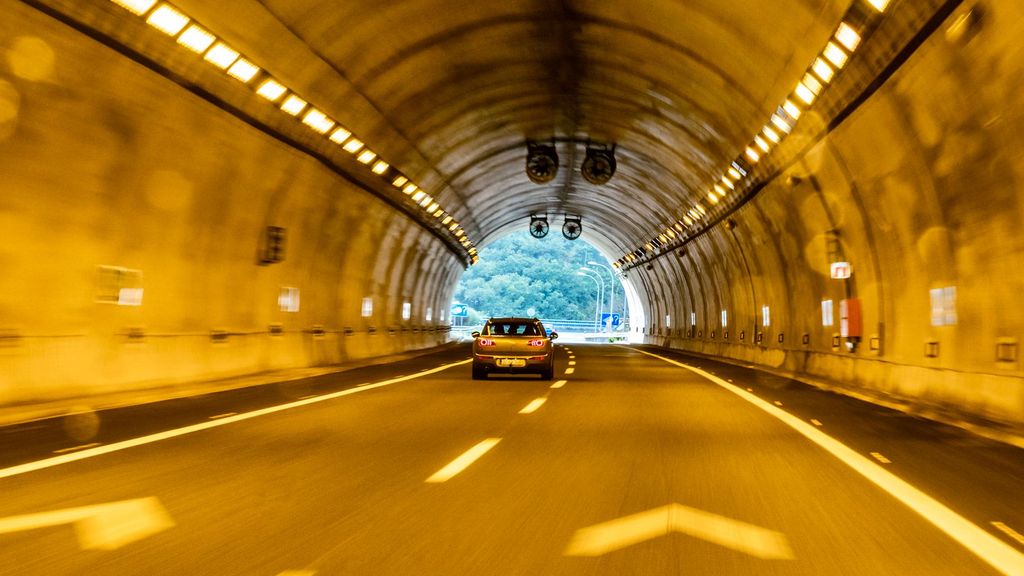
(586, 261, 618, 332)
(576, 271, 602, 332)
(581, 266, 610, 332)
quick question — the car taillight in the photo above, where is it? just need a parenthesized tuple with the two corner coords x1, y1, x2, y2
(478, 338, 496, 347)
(528, 339, 545, 347)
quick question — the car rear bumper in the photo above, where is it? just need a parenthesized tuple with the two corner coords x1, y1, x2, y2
(473, 354, 552, 373)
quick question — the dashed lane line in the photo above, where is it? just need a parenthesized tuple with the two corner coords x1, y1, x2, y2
(871, 452, 892, 464)
(519, 398, 547, 414)
(0, 359, 473, 481)
(568, 361, 577, 366)
(565, 367, 576, 375)
(992, 522, 1024, 547)
(425, 438, 502, 483)
(551, 380, 567, 389)
(627, 346, 1024, 576)
(53, 443, 101, 455)
(811, 419, 823, 427)
(209, 413, 237, 420)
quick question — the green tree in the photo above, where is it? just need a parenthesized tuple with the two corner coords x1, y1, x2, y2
(454, 232, 613, 321)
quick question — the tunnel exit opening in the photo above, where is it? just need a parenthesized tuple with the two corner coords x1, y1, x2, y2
(452, 231, 637, 342)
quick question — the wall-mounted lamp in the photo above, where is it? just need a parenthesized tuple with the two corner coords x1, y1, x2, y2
(581, 142, 617, 185)
(526, 141, 559, 184)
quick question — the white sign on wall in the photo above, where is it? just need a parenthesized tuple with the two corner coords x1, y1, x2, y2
(830, 261, 852, 279)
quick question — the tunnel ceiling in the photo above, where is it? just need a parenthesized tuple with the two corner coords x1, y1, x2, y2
(165, 0, 850, 258)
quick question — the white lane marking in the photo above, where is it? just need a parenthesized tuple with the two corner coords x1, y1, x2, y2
(53, 443, 101, 455)
(519, 398, 547, 414)
(277, 572, 316, 576)
(209, 413, 237, 420)
(0, 497, 173, 550)
(774, 401, 783, 406)
(746, 388, 754, 392)
(992, 522, 1024, 546)
(564, 367, 576, 375)
(0, 359, 473, 481)
(565, 503, 793, 559)
(627, 347, 1024, 576)
(871, 452, 892, 464)
(425, 438, 502, 483)
(811, 419, 823, 427)
(551, 380, 567, 389)
(568, 361, 577, 366)
(299, 395, 317, 400)
(727, 379, 733, 383)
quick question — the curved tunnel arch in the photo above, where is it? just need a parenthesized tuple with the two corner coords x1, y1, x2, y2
(2, 0, 1024, 429)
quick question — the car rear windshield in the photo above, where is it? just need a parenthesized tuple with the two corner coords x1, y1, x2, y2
(484, 322, 542, 336)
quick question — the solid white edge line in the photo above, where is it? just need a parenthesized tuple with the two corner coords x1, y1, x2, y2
(519, 398, 547, 414)
(0, 358, 474, 481)
(627, 347, 1024, 576)
(425, 438, 502, 483)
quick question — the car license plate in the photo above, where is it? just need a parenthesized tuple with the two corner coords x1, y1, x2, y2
(497, 357, 526, 368)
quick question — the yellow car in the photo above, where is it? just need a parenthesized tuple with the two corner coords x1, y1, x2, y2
(471, 317, 557, 380)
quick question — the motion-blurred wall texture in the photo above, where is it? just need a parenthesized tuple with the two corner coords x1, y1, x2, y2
(0, 3, 462, 404)
(1, 1, 1023, 428)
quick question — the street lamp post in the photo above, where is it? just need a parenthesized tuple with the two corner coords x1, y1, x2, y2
(576, 271, 602, 332)
(583, 262, 616, 332)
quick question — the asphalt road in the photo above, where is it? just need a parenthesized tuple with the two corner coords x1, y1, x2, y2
(1, 343, 1022, 575)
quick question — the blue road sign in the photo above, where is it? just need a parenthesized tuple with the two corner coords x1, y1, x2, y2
(451, 303, 469, 317)
(601, 313, 621, 327)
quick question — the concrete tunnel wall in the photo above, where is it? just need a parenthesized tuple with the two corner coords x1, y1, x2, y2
(0, 4, 463, 405)
(634, 2, 1024, 427)
(2, 1, 1024, 433)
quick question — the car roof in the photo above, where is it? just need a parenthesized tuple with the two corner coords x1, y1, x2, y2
(486, 317, 541, 323)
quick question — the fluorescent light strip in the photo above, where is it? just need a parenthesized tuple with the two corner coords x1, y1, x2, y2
(226, 58, 259, 83)
(256, 79, 287, 102)
(110, 0, 157, 15)
(204, 43, 239, 70)
(823, 42, 849, 68)
(302, 109, 334, 134)
(342, 138, 364, 153)
(836, 23, 862, 51)
(117, 0, 476, 255)
(177, 25, 215, 53)
(866, 0, 890, 12)
(145, 4, 188, 35)
(280, 95, 307, 116)
(357, 150, 377, 164)
(328, 127, 352, 144)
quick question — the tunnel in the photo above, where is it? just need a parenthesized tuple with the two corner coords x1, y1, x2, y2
(3, 0, 1020, 427)
(2, 1, 1024, 574)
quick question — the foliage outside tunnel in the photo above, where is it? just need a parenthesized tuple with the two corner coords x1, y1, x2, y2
(454, 232, 626, 327)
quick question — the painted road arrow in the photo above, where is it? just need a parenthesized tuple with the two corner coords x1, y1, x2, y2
(0, 497, 174, 550)
(565, 503, 794, 559)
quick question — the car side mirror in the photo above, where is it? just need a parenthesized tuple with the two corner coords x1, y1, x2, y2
(549, 332, 558, 340)
(471, 331, 480, 338)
